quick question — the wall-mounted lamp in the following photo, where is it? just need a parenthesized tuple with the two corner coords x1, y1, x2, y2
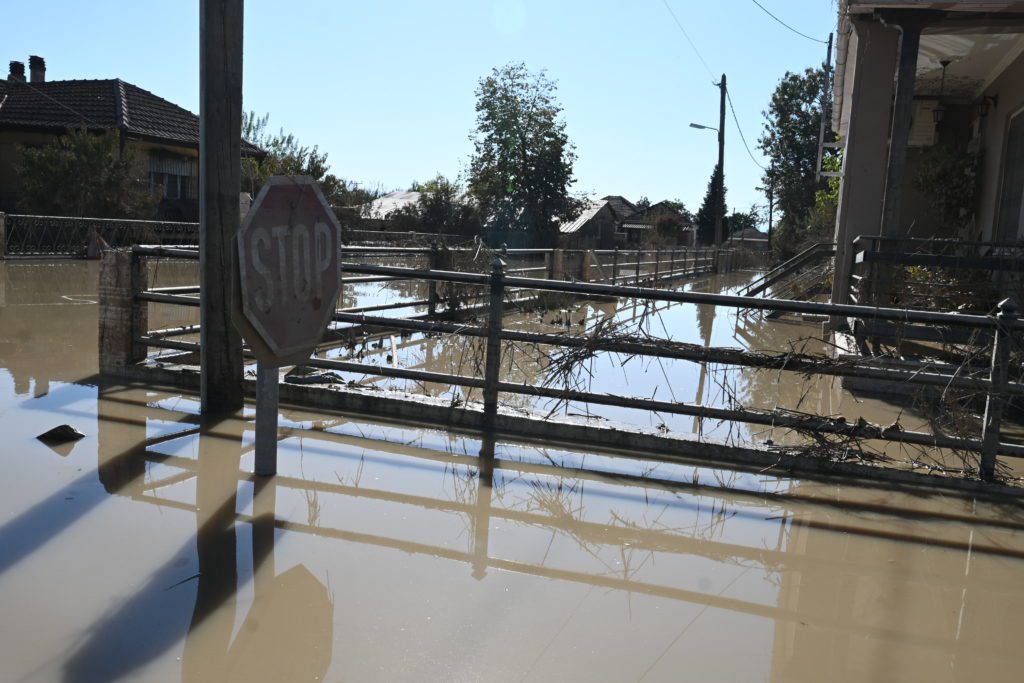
(976, 94, 998, 118)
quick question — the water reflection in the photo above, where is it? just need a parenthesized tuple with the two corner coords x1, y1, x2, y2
(5, 259, 1024, 681)
(62, 408, 333, 683)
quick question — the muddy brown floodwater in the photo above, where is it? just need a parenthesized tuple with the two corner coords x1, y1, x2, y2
(2, 259, 1024, 682)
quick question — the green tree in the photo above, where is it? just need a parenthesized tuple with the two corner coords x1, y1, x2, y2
(241, 111, 377, 208)
(418, 175, 480, 236)
(15, 127, 158, 218)
(695, 164, 726, 245)
(726, 206, 761, 236)
(400, 174, 481, 237)
(468, 62, 582, 246)
(758, 68, 829, 234)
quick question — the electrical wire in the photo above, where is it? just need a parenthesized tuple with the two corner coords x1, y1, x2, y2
(659, 0, 715, 81)
(749, 0, 828, 44)
(726, 90, 766, 170)
(8, 78, 105, 128)
(660, 0, 768, 171)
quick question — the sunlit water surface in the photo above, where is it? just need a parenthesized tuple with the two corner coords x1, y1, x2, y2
(1, 260, 1023, 682)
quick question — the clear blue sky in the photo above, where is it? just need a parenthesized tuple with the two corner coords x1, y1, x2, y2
(6, 0, 836, 218)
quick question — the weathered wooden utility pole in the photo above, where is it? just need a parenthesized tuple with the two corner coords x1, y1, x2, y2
(716, 73, 726, 248)
(814, 32, 834, 182)
(767, 162, 775, 251)
(199, 0, 245, 413)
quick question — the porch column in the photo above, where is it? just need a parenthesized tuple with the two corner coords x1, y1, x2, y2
(830, 18, 900, 314)
(874, 21, 923, 305)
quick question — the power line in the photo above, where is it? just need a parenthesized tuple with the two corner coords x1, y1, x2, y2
(659, 0, 715, 81)
(659, 0, 766, 172)
(726, 90, 765, 170)
(10, 79, 105, 129)
(749, 0, 827, 44)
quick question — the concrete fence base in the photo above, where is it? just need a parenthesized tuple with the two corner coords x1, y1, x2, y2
(99, 250, 149, 375)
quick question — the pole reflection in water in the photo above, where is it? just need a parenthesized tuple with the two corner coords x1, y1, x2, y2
(471, 436, 495, 581)
(180, 422, 333, 683)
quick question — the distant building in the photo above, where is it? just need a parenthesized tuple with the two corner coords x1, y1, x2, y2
(0, 56, 263, 220)
(619, 200, 696, 246)
(725, 226, 769, 251)
(362, 191, 423, 224)
(559, 198, 623, 249)
(559, 196, 697, 249)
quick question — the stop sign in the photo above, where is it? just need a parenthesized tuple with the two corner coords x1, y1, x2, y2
(232, 176, 341, 367)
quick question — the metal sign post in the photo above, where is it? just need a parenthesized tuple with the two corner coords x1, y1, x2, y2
(232, 176, 342, 476)
(254, 362, 280, 476)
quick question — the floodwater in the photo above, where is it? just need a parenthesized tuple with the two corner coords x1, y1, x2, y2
(3, 260, 1024, 682)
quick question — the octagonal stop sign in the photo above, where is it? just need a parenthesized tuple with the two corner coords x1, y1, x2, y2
(232, 176, 341, 368)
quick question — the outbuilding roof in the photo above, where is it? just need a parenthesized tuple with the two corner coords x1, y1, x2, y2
(559, 199, 609, 234)
(0, 77, 263, 155)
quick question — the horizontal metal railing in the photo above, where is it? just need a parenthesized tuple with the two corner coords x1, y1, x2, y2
(122, 246, 1023, 480)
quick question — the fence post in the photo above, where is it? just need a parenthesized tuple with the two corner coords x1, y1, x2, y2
(581, 250, 593, 282)
(99, 249, 149, 376)
(653, 248, 660, 283)
(0, 212, 6, 259)
(980, 297, 1016, 480)
(636, 249, 643, 287)
(551, 248, 564, 280)
(482, 256, 506, 427)
(612, 247, 619, 284)
(669, 247, 675, 280)
(427, 241, 439, 317)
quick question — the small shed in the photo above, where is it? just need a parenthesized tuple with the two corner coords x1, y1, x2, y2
(559, 199, 620, 249)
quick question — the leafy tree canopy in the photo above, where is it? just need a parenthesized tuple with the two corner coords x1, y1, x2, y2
(15, 127, 158, 219)
(411, 174, 480, 237)
(758, 68, 829, 232)
(242, 111, 378, 208)
(727, 206, 761, 235)
(468, 62, 582, 245)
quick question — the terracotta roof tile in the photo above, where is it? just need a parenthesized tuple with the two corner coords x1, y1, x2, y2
(0, 78, 262, 155)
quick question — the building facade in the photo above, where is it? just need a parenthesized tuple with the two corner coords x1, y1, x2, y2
(0, 56, 262, 220)
(830, 2, 1024, 304)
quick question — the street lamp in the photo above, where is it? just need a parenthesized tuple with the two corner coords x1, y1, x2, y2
(690, 120, 725, 247)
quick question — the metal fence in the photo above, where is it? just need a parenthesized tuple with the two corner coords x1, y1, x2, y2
(110, 244, 1024, 482)
(1, 213, 199, 257)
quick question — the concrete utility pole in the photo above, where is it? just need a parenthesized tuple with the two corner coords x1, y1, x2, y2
(716, 73, 726, 247)
(199, 0, 245, 414)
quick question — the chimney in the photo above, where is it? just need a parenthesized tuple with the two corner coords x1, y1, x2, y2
(29, 55, 45, 83)
(7, 60, 25, 82)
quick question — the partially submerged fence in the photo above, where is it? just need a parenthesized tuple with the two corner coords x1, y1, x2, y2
(0, 213, 200, 258)
(102, 244, 1023, 482)
(849, 235, 1024, 308)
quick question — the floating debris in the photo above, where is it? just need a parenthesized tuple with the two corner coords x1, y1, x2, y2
(37, 424, 85, 444)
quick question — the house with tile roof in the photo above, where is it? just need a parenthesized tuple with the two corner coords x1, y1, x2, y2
(0, 56, 263, 220)
(619, 200, 695, 246)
